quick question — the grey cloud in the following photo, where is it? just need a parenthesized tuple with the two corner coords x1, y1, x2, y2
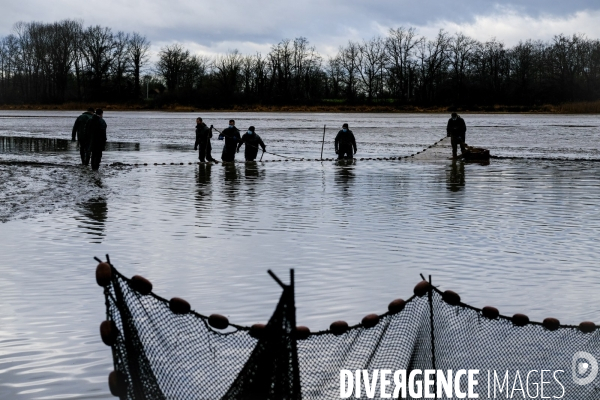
(2, 0, 599, 54)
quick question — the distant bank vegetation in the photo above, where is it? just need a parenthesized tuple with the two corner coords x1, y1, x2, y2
(1, 20, 599, 112)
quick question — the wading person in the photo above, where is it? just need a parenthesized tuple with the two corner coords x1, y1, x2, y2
(335, 123, 357, 160)
(87, 109, 107, 171)
(447, 112, 467, 158)
(219, 119, 241, 162)
(71, 107, 95, 165)
(237, 126, 266, 161)
(194, 117, 218, 163)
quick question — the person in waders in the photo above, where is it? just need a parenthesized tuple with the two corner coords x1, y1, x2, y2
(335, 123, 357, 159)
(194, 117, 218, 163)
(237, 126, 266, 161)
(219, 119, 241, 162)
(87, 109, 107, 171)
(72, 107, 95, 165)
(446, 112, 467, 158)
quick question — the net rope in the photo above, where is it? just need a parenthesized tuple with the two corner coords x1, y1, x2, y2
(100, 260, 599, 399)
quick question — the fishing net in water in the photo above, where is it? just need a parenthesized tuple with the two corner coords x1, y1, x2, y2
(410, 137, 454, 161)
(96, 258, 599, 400)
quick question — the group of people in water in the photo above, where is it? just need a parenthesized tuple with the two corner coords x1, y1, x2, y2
(194, 118, 359, 163)
(71, 109, 467, 170)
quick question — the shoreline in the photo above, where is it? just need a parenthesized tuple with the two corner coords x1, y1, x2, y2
(1, 102, 599, 114)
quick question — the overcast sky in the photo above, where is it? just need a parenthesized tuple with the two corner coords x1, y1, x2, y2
(2, 0, 600, 58)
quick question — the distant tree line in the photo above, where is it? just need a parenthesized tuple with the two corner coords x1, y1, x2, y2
(1, 20, 600, 107)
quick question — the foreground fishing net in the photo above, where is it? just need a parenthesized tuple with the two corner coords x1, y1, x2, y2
(96, 258, 599, 399)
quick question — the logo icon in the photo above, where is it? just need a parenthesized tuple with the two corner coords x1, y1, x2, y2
(572, 351, 598, 385)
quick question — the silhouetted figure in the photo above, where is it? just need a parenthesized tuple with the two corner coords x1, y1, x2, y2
(72, 107, 95, 165)
(446, 112, 467, 158)
(87, 109, 107, 171)
(335, 123, 357, 159)
(237, 126, 266, 161)
(194, 117, 218, 163)
(219, 119, 241, 162)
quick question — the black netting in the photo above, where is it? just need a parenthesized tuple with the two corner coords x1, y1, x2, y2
(102, 263, 600, 399)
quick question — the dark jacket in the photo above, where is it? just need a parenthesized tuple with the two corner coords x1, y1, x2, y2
(72, 112, 94, 141)
(237, 132, 266, 157)
(86, 115, 107, 151)
(447, 116, 466, 137)
(335, 129, 357, 153)
(194, 123, 212, 149)
(220, 126, 241, 150)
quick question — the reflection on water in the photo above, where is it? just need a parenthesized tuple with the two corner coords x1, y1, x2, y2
(447, 160, 465, 192)
(76, 197, 108, 243)
(334, 162, 355, 193)
(0, 136, 71, 152)
(0, 135, 139, 154)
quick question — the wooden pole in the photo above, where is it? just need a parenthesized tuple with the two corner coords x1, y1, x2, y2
(320, 125, 326, 160)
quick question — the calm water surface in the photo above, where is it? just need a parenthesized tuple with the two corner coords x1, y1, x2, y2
(1, 111, 599, 399)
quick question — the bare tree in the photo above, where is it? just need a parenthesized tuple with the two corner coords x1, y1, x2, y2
(385, 27, 419, 101)
(156, 44, 190, 91)
(213, 50, 243, 100)
(128, 32, 150, 98)
(338, 41, 361, 101)
(82, 25, 115, 98)
(449, 32, 479, 102)
(357, 36, 386, 101)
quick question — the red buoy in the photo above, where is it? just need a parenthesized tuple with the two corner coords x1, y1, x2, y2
(512, 313, 529, 327)
(543, 317, 560, 331)
(100, 320, 118, 346)
(95, 262, 112, 287)
(169, 297, 191, 315)
(362, 314, 380, 329)
(579, 321, 596, 333)
(482, 306, 499, 320)
(330, 320, 349, 335)
(249, 323, 266, 339)
(294, 326, 311, 340)
(129, 275, 153, 295)
(208, 314, 229, 330)
(442, 290, 461, 305)
(108, 371, 127, 397)
(413, 280, 430, 297)
(388, 298, 406, 314)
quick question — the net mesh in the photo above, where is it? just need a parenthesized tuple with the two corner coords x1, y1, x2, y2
(102, 264, 600, 400)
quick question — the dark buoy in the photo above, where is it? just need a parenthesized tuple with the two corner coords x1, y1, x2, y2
(388, 298, 406, 314)
(579, 321, 596, 333)
(362, 314, 380, 328)
(442, 290, 461, 305)
(96, 262, 112, 287)
(543, 317, 560, 331)
(330, 320, 348, 335)
(169, 297, 191, 315)
(108, 371, 127, 397)
(294, 326, 311, 340)
(249, 323, 266, 339)
(208, 314, 229, 329)
(413, 280, 430, 297)
(512, 313, 529, 327)
(482, 306, 499, 320)
(129, 275, 153, 295)
(100, 320, 118, 346)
